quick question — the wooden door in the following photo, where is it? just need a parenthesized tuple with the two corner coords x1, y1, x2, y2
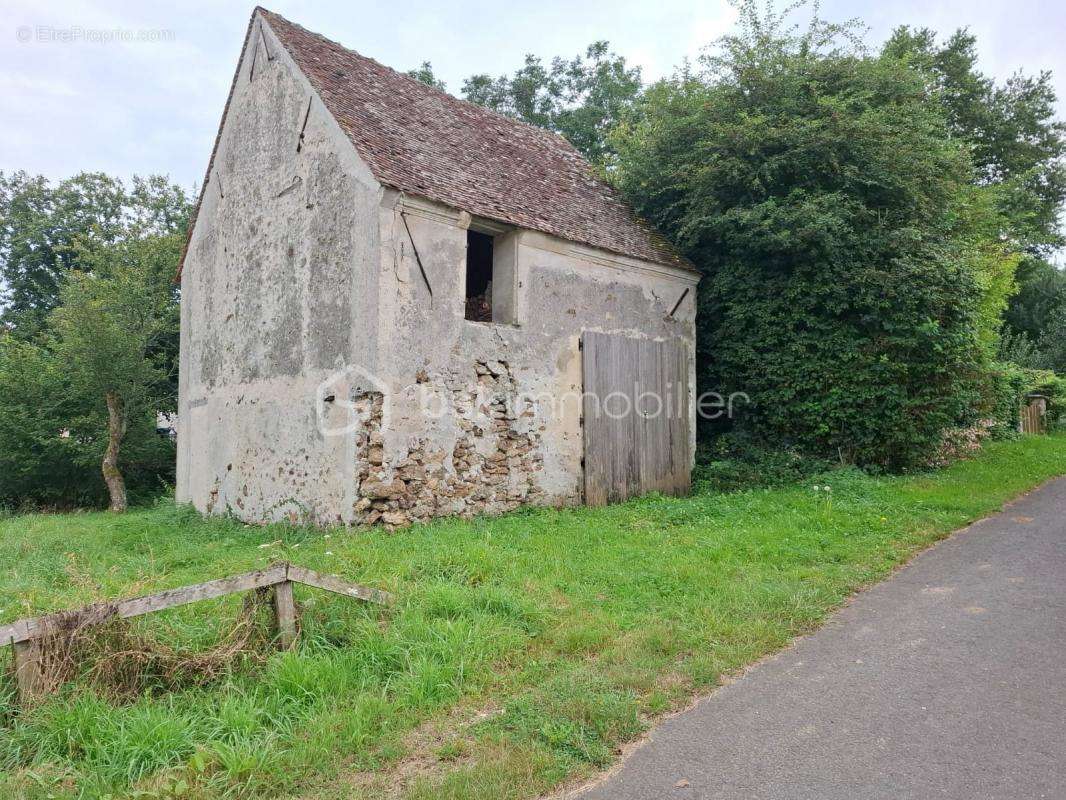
(582, 331, 691, 506)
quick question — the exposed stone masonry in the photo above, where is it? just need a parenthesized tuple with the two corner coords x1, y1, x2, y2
(353, 360, 545, 527)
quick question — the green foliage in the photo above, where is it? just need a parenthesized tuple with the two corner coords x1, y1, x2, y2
(2, 435, 1066, 798)
(998, 259, 1066, 371)
(1005, 258, 1066, 341)
(0, 172, 126, 336)
(0, 172, 188, 510)
(0, 172, 188, 337)
(983, 361, 1066, 434)
(1023, 368, 1066, 427)
(997, 327, 1046, 368)
(49, 229, 183, 510)
(612, 2, 994, 470)
(51, 229, 182, 418)
(462, 42, 642, 165)
(1034, 307, 1066, 374)
(0, 333, 174, 509)
(406, 61, 447, 91)
(954, 187, 1022, 357)
(693, 433, 835, 492)
(984, 361, 1029, 436)
(882, 26, 1066, 254)
(0, 335, 86, 507)
(882, 27, 1066, 365)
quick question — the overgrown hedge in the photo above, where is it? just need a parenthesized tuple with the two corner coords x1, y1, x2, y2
(613, 29, 1003, 470)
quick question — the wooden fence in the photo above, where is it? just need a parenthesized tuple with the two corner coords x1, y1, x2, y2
(1020, 395, 1048, 435)
(2, 562, 392, 703)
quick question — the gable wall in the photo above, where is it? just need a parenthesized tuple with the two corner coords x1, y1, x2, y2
(176, 16, 383, 524)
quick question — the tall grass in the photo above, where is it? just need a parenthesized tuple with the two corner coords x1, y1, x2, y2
(2, 434, 1065, 799)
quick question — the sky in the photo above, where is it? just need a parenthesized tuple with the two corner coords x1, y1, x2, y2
(2, 0, 1064, 192)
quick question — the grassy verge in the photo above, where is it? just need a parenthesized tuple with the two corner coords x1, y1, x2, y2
(2, 434, 1066, 799)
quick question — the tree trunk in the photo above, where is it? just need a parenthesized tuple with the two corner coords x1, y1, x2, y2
(103, 391, 128, 512)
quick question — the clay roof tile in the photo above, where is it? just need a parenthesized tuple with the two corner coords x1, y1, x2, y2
(178, 8, 693, 280)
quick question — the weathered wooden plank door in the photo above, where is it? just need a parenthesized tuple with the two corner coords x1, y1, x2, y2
(582, 331, 691, 506)
(1020, 398, 1047, 435)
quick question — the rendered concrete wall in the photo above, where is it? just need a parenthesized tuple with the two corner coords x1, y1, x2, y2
(176, 17, 383, 524)
(347, 193, 698, 526)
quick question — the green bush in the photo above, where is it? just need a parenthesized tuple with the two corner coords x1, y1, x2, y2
(1023, 369, 1066, 428)
(693, 433, 835, 492)
(982, 362, 1066, 435)
(984, 362, 1029, 437)
(613, 7, 1010, 471)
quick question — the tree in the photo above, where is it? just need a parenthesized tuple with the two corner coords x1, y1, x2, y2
(883, 27, 1066, 253)
(997, 327, 1046, 368)
(1035, 307, 1066, 373)
(0, 334, 88, 507)
(462, 42, 642, 165)
(48, 228, 182, 511)
(954, 185, 1022, 357)
(1003, 258, 1066, 340)
(0, 327, 178, 511)
(406, 61, 446, 90)
(0, 173, 188, 510)
(0, 172, 127, 335)
(882, 27, 1066, 360)
(0, 172, 189, 337)
(611, 0, 994, 469)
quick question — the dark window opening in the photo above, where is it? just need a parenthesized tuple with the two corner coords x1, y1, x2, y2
(465, 230, 494, 322)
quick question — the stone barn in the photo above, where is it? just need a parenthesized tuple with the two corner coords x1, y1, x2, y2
(176, 8, 699, 526)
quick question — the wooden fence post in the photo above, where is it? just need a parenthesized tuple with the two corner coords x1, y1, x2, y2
(273, 581, 297, 649)
(12, 638, 44, 704)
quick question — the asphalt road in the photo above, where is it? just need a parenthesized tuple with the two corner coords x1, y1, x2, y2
(577, 478, 1066, 800)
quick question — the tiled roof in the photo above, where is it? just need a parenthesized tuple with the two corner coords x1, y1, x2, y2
(259, 8, 693, 271)
(178, 8, 693, 279)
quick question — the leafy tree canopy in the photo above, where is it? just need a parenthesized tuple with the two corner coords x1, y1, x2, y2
(0, 172, 188, 510)
(0, 172, 188, 337)
(882, 25, 1066, 372)
(462, 41, 642, 165)
(883, 26, 1066, 254)
(50, 226, 183, 510)
(611, 0, 1000, 469)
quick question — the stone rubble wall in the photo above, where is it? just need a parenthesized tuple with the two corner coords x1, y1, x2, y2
(353, 359, 547, 527)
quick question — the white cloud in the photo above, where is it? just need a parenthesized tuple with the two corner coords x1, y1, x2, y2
(1, 0, 1062, 188)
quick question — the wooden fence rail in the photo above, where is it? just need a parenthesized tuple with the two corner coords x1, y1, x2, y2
(2, 562, 392, 703)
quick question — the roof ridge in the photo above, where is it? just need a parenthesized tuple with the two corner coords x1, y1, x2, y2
(179, 6, 693, 278)
(255, 7, 585, 158)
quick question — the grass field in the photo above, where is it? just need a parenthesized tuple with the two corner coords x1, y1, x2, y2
(2, 434, 1066, 800)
